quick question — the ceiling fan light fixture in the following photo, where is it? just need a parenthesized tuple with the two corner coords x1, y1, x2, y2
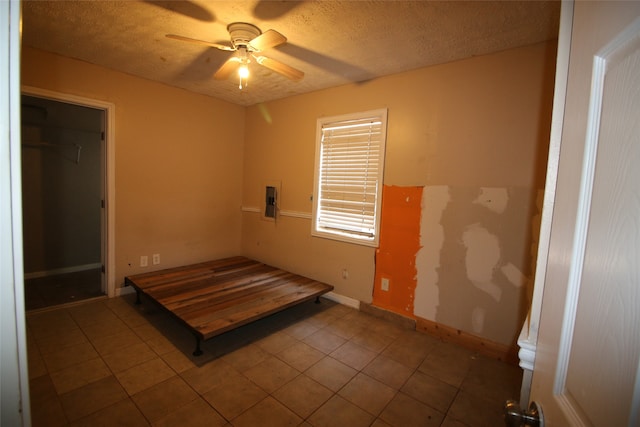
(227, 22, 262, 49)
(238, 64, 249, 79)
(238, 63, 250, 89)
(168, 21, 304, 88)
(237, 46, 250, 89)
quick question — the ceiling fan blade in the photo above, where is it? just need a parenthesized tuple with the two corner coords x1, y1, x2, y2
(248, 29, 286, 51)
(253, 0, 302, 20)
(144, 1, 215, 22)
(214, 56, 242, 80)
(254, 55, 304, 81)
(166, 34, 235, 51)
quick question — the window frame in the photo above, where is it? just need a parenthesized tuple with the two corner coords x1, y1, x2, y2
(311, 108, 388, 247)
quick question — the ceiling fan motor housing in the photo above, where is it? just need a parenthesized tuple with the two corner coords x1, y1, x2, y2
(228, 22, 262, 49)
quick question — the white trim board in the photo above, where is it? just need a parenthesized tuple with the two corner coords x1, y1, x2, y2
(323, 291, 360, 310)
(24, 263, 102, 280)
(241, 205, 312, 220)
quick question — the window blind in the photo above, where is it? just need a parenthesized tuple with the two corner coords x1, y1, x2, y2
(316, 114, 385, 241)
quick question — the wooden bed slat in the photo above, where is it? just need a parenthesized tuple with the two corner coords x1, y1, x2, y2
(130, 257, 262, 290)
(193, 284, 333, 339)
(148, 266, 289, 304)
(165, 272, 305, 315)
(124, 256, 334, 354)
(181, 276, 320, 323)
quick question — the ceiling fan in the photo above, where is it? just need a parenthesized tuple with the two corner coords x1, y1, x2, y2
(166, 22, 304, 88)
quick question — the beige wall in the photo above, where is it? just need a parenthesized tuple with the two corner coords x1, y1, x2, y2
(22, 40, 556, 347)
(22, 47, 245, 289)
(242, 41, 557, 346)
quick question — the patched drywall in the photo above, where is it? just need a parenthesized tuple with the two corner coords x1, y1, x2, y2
(372, 185, 423, 317)
(381, 184, 538, 346)
(415, 186, 536, 346)
(473, 187, 508, 213)
(241, 41, 555, 330)
(415, 186, 450, 320)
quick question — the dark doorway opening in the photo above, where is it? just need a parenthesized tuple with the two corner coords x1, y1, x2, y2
(21, 95, 105, 310)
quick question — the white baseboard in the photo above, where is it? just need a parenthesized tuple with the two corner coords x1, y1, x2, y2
(115, 286, 135, 297)
(24, 263, 102, 280)
(26, 295, 108, 314)
(323, 291, 360, 310)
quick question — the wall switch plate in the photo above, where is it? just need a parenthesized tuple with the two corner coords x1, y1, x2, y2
(140, 255, 148, 267)
(381, 277, 390, 291)
(152, 254, 160, 265)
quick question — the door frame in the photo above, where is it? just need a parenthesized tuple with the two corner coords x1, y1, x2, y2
(22, 85, 116, 298)
(517, 0, 574, 405)
(1, 1, 30, 424)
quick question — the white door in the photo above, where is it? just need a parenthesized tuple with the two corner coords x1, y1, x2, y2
(529, 1, 640, 426)
(1, 0, 31, 424)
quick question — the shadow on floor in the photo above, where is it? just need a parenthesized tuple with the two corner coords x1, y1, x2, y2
(131, 292, 347, 367)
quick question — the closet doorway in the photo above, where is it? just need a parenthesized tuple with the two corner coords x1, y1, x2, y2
(21, 90, 114, 310)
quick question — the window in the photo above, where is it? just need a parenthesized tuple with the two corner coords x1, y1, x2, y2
(312, 109, 388, 246)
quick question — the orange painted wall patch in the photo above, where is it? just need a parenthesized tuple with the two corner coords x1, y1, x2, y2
(372, 185, 423, 318)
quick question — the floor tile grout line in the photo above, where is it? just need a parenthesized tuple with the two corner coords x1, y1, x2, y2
(75, 299, 220, 426)
(320, 310, 417, 423)
(28, 296, 521, 427)
(227, 307, 345, 424)
(280, 315, 421, 425)
(324, 318, 473, 426)
(293, 326, 462, 426)
(64, 302, 142, 425)
(104, 299, 167, 427)
(208, 304, 369, 424)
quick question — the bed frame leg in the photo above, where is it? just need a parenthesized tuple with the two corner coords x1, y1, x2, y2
(193, 335, 203, 356)
(135, 290, 141, 305)
(315, 296, 320, 304)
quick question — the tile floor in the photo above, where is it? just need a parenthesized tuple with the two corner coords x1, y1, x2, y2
(27, 293, 521, 426)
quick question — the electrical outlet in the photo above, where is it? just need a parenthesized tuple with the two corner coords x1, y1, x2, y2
(152, 254, 160, 265)
(342, 269, 349, 279)
(140, 255, 148, 267)
(381, 277, 390, 291)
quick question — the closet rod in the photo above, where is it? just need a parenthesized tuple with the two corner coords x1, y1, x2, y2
(22, 121, 102, 135)
(22, 142, 82, 164)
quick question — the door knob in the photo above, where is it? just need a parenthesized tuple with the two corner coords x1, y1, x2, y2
(504, 400, 543, 427)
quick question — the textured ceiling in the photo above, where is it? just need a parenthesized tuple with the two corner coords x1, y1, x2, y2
(22, 0, 561, 106)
